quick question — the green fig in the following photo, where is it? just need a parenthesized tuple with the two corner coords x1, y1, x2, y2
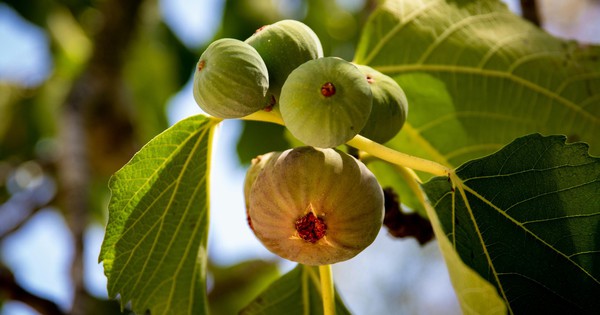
(246, 20, 323, 103)
(355, 65, 408, 143)
(248, 146, 384, 265)
(279, 57, 373, 148)
(193, 38, 269, 118)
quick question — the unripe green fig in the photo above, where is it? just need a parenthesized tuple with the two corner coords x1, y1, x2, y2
(193, 38, 269, 118)
(279, 57, 373, 148)
(248, 146, 384, 265)
(243, 151, 281, 232)
(246, 20, 323, 103)
(355, 65, 408, 143)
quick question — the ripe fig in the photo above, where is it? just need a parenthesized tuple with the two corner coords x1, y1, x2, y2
(248, 146, 384, 265)
(279, 57, 373, 148)
(355, 65, 408, 143)
(193, 38, 269, 118)
(246, 20, 323, 103)
(243, 151, 281, 232)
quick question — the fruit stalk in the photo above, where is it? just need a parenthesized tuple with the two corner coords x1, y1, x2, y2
(241, 110, 450, 176)
(348, 135, 450, 176)
(319, 264, 335, 315)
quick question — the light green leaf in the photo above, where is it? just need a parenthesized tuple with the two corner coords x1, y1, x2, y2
(355, 0, 600, 170)
(423, 133, 600, 313)
(422, 196, 506, 315)
(99, 114, 220, 315)
(240, 265, 352, 315)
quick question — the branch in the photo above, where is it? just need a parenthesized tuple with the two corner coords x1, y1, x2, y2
(0, 265, 66, 315)
(520, 0, 541, 27)
(58, 0, 144, 314)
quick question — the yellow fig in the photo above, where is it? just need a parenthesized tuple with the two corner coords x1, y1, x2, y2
(248, 146, 384, 265)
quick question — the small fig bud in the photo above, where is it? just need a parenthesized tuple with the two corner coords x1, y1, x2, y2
(243, 151, 281, 232)
(355, 65, 408, 143)
(193, 38, 269, 118)
(279, 57, 373, 148)
(246, 20, 324, 102)
(248, 146, 384, 265)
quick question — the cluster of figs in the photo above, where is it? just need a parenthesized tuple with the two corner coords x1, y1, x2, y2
(194, 20, 409, 265)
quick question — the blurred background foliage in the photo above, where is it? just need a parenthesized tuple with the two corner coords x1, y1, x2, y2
(0, 0, 377, 314)
(0, 0, 598, 314)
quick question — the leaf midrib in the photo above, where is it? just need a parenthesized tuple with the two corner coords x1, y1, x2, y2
(108, 117, 217, 313)
(454, 176, 600, 294)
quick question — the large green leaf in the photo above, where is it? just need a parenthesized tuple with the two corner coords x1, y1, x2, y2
(355, 0, 600, 170)
(423, 134, 600, 313)
(422, 195, 506, 314)
(99, 114, 220, 315)
(240, 265, 352, 315)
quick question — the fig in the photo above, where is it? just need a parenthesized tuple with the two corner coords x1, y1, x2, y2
(279, 57, 373, 148)
(246, 20, 323, 102)
(355, 65, 408, 143)
(248, 146, 384, 265)
(243, 151, 281, 232)
(193, 38, 269, 118)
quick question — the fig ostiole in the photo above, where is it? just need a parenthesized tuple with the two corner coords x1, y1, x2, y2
(246, 20, 323, 103)
(355, 65, 409, 143)
(279, 57, 373, 148)
(247, 146, 384, 265)
(193, 38, 270, 118)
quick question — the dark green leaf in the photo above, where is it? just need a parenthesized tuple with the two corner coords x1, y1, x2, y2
(208, 260, 280, 315)
(423, 134, 600, 313)
(240, 265, 352, 315)
(99, 114, 220, 315)
(236, 121, 291, 165)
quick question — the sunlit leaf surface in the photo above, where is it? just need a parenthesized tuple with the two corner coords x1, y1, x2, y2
(99, 115, 219, 315)
(356, 0, 600, 169)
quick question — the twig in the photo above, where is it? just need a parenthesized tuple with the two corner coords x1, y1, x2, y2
(520, 0, 541, 26)
(0, 265, 66, 315)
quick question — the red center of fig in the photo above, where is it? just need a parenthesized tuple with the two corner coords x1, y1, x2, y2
(295, 212, 327, 243)
(321, 82, 336, 97)
(198, 60, 206, 72)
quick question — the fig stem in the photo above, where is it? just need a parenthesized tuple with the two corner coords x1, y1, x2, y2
(348, 135, 450, 176)
(243, 109, 284, 125)
(319, 264, 335, 315)
(241, 110, 451, 176)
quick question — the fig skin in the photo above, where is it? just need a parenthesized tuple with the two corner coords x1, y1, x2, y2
(246, 20, 323, 103)
(355, 65, 408, 143)
(193, 38, 269, 118)
(279, 57, 373, 148)
(248, 146, 384, 265)
(243, 151, 281, 232)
